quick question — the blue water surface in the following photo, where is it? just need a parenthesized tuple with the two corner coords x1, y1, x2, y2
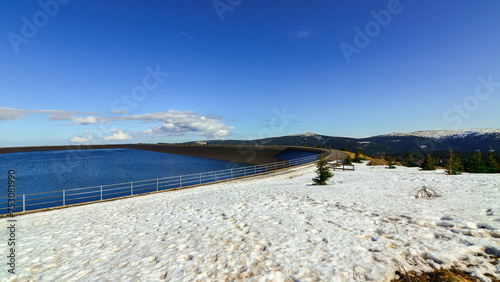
(0, 148, 318, 213)
(275, 149, 319, 161)
(0, 148, 250, 196)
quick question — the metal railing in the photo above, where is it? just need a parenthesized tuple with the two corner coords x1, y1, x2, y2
(0, 154, 320, 214)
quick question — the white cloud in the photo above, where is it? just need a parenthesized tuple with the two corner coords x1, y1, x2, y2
(69, 136, 91, 143)
(2, 107, 234, 140)
(134, 110, 234, 139)
(296, 30, 311, 39)
(45, 112, 101, 125)
(69, 130, 93, 143)
(1, 107, 100, 125)
(72, 116, 98, 125)
(110, 110, 129, 115)
(103, 129, 132, 141)
(0, 107, 28, 122)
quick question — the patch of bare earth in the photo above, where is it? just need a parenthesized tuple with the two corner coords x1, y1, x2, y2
(391, 267, 499, 282)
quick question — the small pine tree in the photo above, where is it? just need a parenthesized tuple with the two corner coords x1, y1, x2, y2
(421, 154, 436, 170)
(468, 152, 487, 173)
(341, 146, 348, 151)
(343, 155, 353, 165)
(485, 147, 499, 173)
(447, 149, 463, 175)
(312, 153, 333, 185)
(353, 148, 363, 163)
(385, 154, 396, 169)
(404, 151, 418, 167)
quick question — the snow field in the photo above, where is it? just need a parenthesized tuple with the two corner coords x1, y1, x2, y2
(1, 162, 499, 281)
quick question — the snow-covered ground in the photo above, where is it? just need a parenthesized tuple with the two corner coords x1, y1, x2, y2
(1, 162, 499, 281)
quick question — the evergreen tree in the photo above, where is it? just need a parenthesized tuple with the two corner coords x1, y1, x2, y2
(485, 147, 499, 173)
(421, 154, 436, 170)
(312, 153, 333, 185)
(353, 148, 363, 163)
(404, 151, 418, 167)
(343, 155, 353, 165)
(341, 146, 348, 151)
(447, 149, 463, 175)
(468, 152, 487, 173)
(385, 154, 396, 169)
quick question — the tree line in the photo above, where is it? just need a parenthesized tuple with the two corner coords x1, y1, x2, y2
(373, 148, 500, 174)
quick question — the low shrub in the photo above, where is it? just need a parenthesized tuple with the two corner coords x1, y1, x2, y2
(414, 185, 441, 199)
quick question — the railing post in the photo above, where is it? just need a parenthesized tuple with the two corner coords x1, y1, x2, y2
(231, 169, 233, 179)
(131, 182, 133, 195)
(244, 167, 246, 176)
(215, 171, 217, 182)
(156, 179, 159, 191)
(180, 175, 182, 187)
(63, 190, 65, 206)
(254, 166, 256, 174)
(100, 186, 103, 200)
(199, 173, 202, 184)
(23, 194, 25, 212)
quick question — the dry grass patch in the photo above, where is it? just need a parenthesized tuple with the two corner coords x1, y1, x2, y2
(345, 151, 373, 161)
(367, 158, 403, 166)
(368, 158, 388, 166)
(391, 268, 483, 282)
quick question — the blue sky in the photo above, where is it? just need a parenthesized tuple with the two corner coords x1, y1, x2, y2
(1, 0, 500, 146)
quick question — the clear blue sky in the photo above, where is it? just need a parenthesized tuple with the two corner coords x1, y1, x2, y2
(1, 0, 500, 146)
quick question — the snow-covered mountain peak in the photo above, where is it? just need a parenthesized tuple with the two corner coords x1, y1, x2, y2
(379, 129, 500, 139)
(291, 131, 320, 137)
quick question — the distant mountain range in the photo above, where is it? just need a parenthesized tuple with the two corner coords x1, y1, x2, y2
(189, 129, 500, 155)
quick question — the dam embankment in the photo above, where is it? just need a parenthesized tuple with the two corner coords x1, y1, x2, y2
(0, 144, 345, 165)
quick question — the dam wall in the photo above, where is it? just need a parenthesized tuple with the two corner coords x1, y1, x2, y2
(0, 144, 345, 165)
